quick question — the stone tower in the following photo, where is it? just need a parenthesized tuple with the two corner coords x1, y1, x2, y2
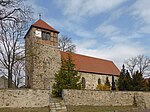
(25, 19, 61, 90)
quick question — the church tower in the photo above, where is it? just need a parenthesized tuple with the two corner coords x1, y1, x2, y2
(24, 19, 61, 90)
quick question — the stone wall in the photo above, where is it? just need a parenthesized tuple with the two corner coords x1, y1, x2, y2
(0, 89, 49, 108)
(1, 89, 150, 109)
(80, 72, 118, 90)
(62, 89, 150, 109)
(0, 77, 8, 89)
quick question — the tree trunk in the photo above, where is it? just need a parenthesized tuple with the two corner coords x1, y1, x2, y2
(8, 70, 12, 88)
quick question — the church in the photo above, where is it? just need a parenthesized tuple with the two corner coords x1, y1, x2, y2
(24, 19, 120, 90)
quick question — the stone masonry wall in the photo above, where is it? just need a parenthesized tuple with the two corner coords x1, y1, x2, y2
(80, 72, 118, 90)
(31, 44, 61, 90)
(62, 89, 150, 109)
(0, 77, 7, 89)
(0, 89, 49, 108)
(1, 89, 150, 109)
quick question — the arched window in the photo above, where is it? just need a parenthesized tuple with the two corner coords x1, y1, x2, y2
(82, 77, 86, 89)
(98, 78, 101, 84)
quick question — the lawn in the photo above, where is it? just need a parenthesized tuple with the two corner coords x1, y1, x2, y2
(0, 107, 49, 112)
(67, 105, 136, 112)
(0, 106, 148, 112)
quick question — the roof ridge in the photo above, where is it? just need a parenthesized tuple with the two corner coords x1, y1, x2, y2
(32, 19, 59, 33)
(61, 51, 113, 62)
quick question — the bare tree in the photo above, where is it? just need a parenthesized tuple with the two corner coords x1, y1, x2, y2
(0, 0, 32, 22)
(125, 57, 138, 75)
(58, 35, 76, 52)
(0, 0, 32, 88)
(13, 59, 25, 88)
(0, 21, 24, 88)
(125, 55, 150, 75)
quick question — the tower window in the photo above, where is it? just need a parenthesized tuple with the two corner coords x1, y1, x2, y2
(42, 31, 51, 40)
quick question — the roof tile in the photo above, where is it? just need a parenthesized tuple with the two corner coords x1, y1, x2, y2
(32, 19, 59, 33)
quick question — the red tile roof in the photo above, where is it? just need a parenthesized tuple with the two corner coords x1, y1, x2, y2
(32, 19, 59, 33)
(61, 52, 120, 76)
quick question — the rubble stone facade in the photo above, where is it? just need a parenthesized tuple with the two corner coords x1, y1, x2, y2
(80, 72, 118, 90)
(63, 89, 150, 109)
(0, 89, 150, 109)
(0, 89, 49, 108)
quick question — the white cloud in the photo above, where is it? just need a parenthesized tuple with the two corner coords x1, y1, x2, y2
(95, 22, 142, 44)
(56, 0, 127, 19)
(132, 0, 150, 23)
(109, 33, 142, 43)
(75, 39, 97, 49)
(74, 29, 94, 39)
(140, 25, 150, 34)
(25, 0, 48, 20)
(75, 40, 147, 69)
(46, 17, 95, 39)
(95, 24, 120, 37)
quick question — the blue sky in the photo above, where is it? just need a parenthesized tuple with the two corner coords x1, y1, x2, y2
(26, 0, 150, 69)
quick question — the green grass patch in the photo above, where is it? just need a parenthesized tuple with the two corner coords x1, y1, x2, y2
(0, 106, 146, 112)
(67, 105, 136, 112)
(0, 107, 49, 112)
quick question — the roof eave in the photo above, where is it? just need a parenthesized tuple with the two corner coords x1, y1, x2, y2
(24, 25, 60, 39)
(78, 71, 120, 76)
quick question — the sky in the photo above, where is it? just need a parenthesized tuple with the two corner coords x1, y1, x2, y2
(26, 0, 150, 69)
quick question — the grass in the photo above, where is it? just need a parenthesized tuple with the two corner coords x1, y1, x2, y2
(0, 106, 147, 112)
(0, 107, 49, 112)
(67, 105, 136, 112)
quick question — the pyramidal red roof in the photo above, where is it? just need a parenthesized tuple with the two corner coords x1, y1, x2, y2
(32, 19, 59, 33)
(61, 52, 120, 76)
